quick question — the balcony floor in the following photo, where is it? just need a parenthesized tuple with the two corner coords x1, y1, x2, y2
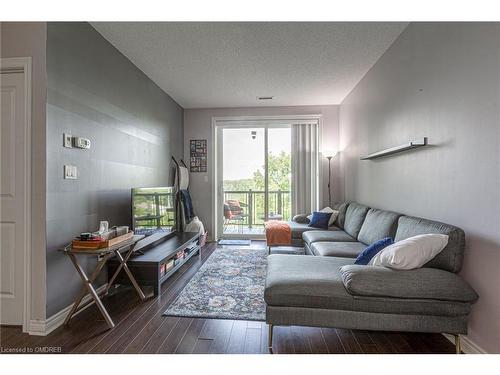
(223, 225, 265, 235)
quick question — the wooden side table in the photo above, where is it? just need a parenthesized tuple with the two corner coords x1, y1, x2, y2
(61, 235, 146, 329)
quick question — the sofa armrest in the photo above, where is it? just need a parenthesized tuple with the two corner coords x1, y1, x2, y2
(292, 214, 310, 224)
(339, 265, 478, 303)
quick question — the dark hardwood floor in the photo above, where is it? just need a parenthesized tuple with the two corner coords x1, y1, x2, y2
(0, 241, 456, 354)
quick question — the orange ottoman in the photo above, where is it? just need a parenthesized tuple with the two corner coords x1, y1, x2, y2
(264, 220, 292, 254)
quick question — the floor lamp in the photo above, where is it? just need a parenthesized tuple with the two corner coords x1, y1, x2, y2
(325, 151, 336, 207)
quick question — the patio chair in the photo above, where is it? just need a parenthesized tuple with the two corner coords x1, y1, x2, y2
(223, 200, 248, 233)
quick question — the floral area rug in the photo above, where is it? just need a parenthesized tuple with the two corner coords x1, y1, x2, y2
(163, 248, 267, 321)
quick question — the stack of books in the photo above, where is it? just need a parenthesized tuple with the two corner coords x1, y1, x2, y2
(173, 250, 185, 266)
(165, 258, 175, 272)
(185, 242, 197, 254)
(72, 231, 133, 250)
(160, 263, 166, 277)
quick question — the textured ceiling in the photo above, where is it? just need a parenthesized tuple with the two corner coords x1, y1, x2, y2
(91, 22, 407, 108)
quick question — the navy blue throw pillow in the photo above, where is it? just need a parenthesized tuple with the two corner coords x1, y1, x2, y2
(354, 237, 394, 265)
(308, 211, 332, 229)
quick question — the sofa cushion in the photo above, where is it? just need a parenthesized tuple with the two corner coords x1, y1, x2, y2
(332, 202, 349, 229)
(343, 202, 370, 239)
(355, 237, 394, 265)
(339, 265, 478, 303)
(307, 207, 339, 227)
(303, 230, 355, 245)
(292, 214, 310, 224)
(265, 255, 472, 316)
(395, 216, 465, 273)
(308, 211, 333, 229)
(370, 234, 449, 270)
(357, 208, 401, 245)
(311, 241, 366, 258)
(289, 221, 340, 239)
(328, 210, 340, 226)
(289, 221, 312, 239)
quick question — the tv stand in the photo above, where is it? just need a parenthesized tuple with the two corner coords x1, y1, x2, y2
(108, 231, 201, 296)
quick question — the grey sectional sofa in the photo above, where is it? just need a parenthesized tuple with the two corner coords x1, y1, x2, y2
(265, 201, 478, 353)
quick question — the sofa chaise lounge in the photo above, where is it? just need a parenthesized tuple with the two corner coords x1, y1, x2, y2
(265, 202, 478, 353)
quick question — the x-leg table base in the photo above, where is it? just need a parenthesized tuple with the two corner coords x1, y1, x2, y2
(63, 242, 146, 329)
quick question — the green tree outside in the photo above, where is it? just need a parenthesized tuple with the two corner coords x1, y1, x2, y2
(223, 152, 291, 225)
(223, 151, 291, 191)
(252, 151, 291, 191)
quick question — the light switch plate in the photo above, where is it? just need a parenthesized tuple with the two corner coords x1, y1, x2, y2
(64, 165, 77, 180)
(63, 133, 73, 148)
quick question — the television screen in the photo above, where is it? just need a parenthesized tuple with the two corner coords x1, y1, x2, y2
(131, 186, 176, 236)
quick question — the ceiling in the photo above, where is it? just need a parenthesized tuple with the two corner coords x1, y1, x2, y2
(91, 22, 408, 109)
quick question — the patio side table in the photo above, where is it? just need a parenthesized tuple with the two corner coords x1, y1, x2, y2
(61, 234, 145, 329)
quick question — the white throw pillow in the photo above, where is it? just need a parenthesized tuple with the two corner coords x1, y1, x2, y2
(369, 234, 449, 270)
(327, 209, 340, 226)
(306, 207, 339, 226)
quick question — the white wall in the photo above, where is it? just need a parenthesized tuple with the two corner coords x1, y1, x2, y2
(340, 22, 500, 353)
(0, 22, 47, 323)
(184, 105, 341, 239)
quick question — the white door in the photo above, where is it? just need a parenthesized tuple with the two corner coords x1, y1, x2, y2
(0, 71, 27, 325)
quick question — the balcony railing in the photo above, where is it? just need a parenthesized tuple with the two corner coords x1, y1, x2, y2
(223, 190, 291, 229)
(132, 191, 176, 229)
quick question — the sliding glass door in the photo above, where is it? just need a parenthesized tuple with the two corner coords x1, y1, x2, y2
(216, 123, 291, 239)
(267, 127, 292, 224)
(221, 127, 266, 236)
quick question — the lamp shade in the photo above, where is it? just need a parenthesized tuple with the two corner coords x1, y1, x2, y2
(324, 150, 336, 159)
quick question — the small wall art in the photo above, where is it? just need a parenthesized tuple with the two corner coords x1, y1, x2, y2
(190, 139, 207, 172)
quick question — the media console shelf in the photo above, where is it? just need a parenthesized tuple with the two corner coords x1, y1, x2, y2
(108, 231, 201, 296)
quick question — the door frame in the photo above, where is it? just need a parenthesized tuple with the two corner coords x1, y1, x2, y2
(0, 57, 32, 332)
(211, 115, 323, 241)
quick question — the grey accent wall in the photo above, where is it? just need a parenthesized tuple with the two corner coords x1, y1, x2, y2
(1, 22, 48, 321)
(184, 105, 341, 240)
(340, 23, 500, 353)
(45, 23, 183, 316)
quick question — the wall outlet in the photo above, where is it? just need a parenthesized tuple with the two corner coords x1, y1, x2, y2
(63, 133, 73, 148)
(64, 165, 77, 180)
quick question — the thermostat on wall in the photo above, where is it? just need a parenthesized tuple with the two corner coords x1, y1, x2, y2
(72, 137, 91, 149)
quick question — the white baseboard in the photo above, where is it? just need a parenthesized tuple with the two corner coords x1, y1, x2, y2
(28, 284, 107, 336)
(442, 333, 487, 354)
(28, 319, 48, 336)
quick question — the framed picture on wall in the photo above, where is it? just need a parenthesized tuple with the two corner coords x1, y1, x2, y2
(190, 139, 207, 172)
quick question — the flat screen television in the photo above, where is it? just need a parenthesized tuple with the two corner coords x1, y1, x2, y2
(131, 186, 176, 236)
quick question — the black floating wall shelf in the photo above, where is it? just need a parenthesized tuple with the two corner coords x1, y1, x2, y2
(360, 137, 428, 160)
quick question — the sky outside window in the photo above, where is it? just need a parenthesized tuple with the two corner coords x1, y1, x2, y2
(223, 127, 291, 181)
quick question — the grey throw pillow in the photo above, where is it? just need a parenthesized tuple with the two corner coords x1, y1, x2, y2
(292, 214, 310, 224)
